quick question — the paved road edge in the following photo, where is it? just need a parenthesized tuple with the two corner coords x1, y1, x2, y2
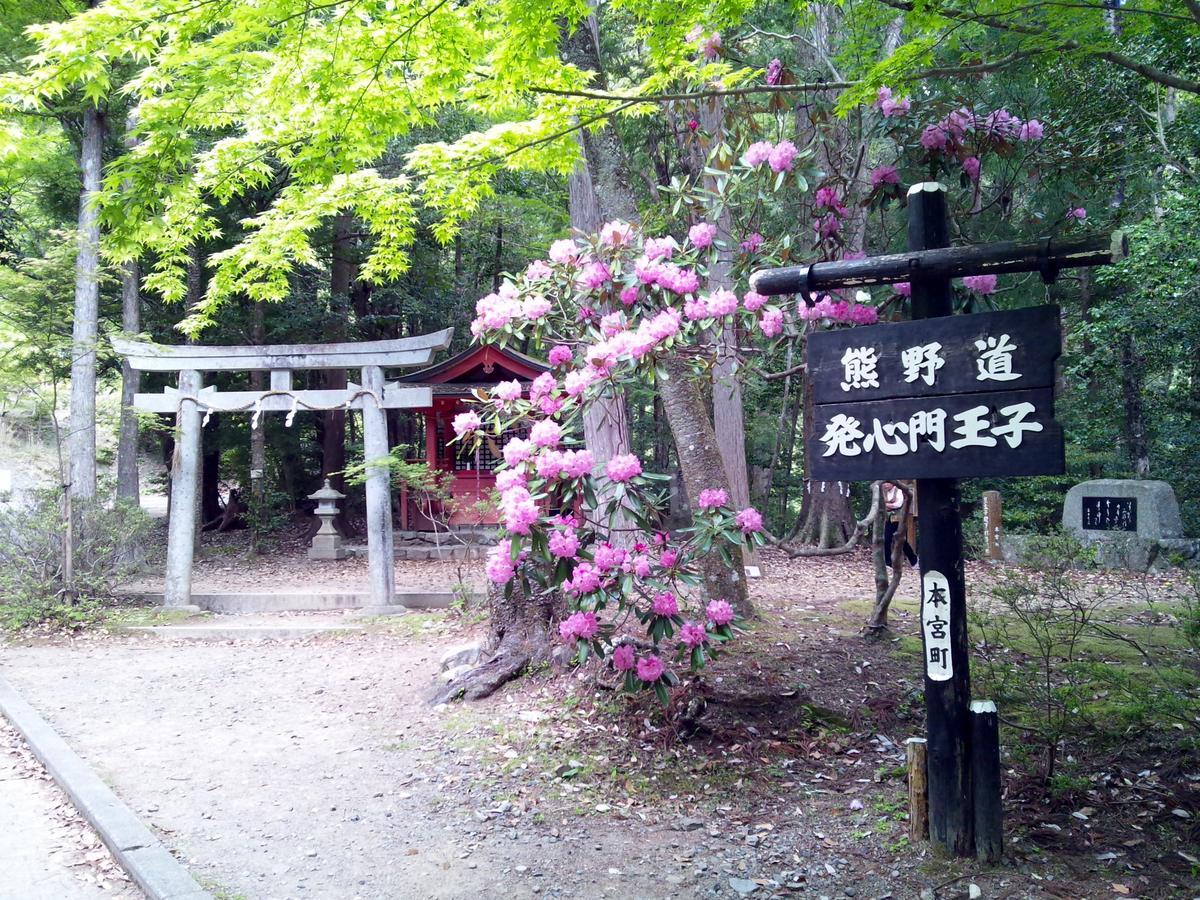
(0, 675, 212, 900)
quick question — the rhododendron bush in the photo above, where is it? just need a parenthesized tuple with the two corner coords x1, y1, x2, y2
(448, 81, 1068, 698)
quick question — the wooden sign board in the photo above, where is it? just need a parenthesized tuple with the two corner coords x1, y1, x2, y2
(807, 306, 1064, 481)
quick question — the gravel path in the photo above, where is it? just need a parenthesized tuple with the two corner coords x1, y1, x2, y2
(0, 721, 141, 900)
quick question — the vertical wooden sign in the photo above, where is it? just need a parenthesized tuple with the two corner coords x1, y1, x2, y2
(982, 491, 1003, 560)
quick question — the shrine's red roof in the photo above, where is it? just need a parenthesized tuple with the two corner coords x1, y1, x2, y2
(397, 344, 548, 388)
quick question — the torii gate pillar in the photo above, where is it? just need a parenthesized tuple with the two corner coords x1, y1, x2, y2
(361, 364, 395, 608)
(164, 369, 203, 609)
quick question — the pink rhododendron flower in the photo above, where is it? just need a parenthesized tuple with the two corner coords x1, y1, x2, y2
(680, 622, 708, 649)
(529, 419, 562, 448)
(452, 412, 481, 437)
(962, 274, 998, 295)
(536, 450, 565, 480)
(700, 31, 722, 60)
(893, 281, 912, 297)
(768, 140, 799, 173)
(659, 548, 678, 568)
(564, 562, 602, 595)
(636, 655, 665, 683)
(962, 156, 981, 181)
(561, 449, 594, 479)
(525, 260, 552, 281)
(643, 236, 677, 260)
(870, 165, 899, 188)
(559, 610, 599, 642)
(814, 186, 848, 216)
(814, 214, 841, 239)
(539, 396, 564, 416)
(485, 545, 516, 584)
(563, 368, 596, 397)
(599, 219, 634, 246)
(684, 298, 708, 321)
(578, 261, 612, 290)
(689, 222, 718, 248)
(687, 118, 699, 132)
(766, 58, 783, 86)
(1019, 119, 1045, 141)
(493, 379, 522, 402)
(632, 555, 651, 578)
(618, 286, 638, 306)
(503, 438, 532, 466)
(530, 372, 555, 402)
(760, 307, 784, 337)
(502, 487, 540, 535)
(685, 24, 703, 42)
(495, 468, 526, 493)
(697, 488, 729, 509)
(706, 598, 735, 626)
(920, 125, 948, 152)
(705, 288, 739, 317)
(549, 529, 580, 559)
(548, 345, 573, 367)
(521, 294, 552, 320)
(1067, 207, 1087, 220)
(548, 239, 578, 265)
(652, 591, 678, 617)
(742, 141, 773, 168)
(646, 308, 682, 341)
(740, 232, 764, 254)
(984, 108, 1021, 139)
(612, 643, 636, 671)
(606, 453, 642, 482)
(735, 507, 764, 533)
(743, 291, 768, 312)
(593, 543, 627, 573)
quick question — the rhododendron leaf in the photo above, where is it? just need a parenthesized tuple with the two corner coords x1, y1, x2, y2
(653, 682, 670, 707)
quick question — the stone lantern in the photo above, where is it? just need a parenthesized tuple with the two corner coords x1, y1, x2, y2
(307, 479, 347, 560)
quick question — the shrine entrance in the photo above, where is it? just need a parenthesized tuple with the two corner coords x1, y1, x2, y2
(113, 329, 454, 609)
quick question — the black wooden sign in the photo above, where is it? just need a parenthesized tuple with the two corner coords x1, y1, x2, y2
(808, 305, 1060, 404)
(807, 306, 1065, 481)
(1082, 496, 1137, 531)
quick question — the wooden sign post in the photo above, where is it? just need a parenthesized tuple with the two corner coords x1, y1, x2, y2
(750, 184, 1126, 859)
(982, 491, 1003, 561)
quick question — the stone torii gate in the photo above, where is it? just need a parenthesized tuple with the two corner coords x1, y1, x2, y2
(113, 329, 454, 610)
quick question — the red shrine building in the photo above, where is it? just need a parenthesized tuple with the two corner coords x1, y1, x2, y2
(397, 344, 549, 528)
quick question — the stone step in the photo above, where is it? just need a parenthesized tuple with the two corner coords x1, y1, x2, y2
(123, 623, 363, 641)
(126, 591, 472, 613)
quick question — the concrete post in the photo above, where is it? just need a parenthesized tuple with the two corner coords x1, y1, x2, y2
(361, 365, 395, 607)
(164, 369, 202, 608)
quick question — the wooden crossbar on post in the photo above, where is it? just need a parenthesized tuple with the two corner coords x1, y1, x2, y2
(748, 231, 1126, 298)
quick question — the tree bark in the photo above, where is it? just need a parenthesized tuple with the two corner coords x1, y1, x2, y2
(563, 11, 636, 521)
(67, 101, 105, 504)
(116, 114, 141, 504)
(795, 373, 854, 545)
(697, 90, 753, 520)
(1121, 332, 1151, 476)
(659, 357, 750, 615)
(431, 578, 565, 704)
(323, 214, 352, 506)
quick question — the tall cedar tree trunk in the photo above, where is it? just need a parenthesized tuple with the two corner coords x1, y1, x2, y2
(68, 101, 105, 506)
(791, 5, 890, 547)
(323, 214, 352, 516)
(116, 114, 141, 503)
(697, 90, 753, 518)
(1122, 333, 1151, 476)
(563, 14, 635, 481)
(564, 11, 748, 615)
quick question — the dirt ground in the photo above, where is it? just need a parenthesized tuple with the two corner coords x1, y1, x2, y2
(2, 550, 1197, 899)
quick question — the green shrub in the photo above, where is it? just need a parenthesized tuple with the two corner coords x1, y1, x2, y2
(0, 489, 152, 629)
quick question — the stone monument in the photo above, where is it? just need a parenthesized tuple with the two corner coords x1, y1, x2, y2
(1062, 479, 1196, 569)
(308, 479, 348, 560)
